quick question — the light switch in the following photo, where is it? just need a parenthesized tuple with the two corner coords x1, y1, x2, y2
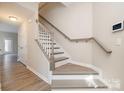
(115, 38, 122, 46)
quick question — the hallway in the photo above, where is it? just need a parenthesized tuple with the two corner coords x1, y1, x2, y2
(0, 54, 50, 91)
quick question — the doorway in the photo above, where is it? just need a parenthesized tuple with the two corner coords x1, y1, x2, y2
(4, 39, 14, 54)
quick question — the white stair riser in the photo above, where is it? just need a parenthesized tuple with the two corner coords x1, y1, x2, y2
(55, 59, 70, 68)
(52, 75, 99, 80)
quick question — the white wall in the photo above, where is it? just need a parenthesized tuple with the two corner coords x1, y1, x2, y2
(18, 3, 124, 90)
(27, 15, 51, 83)
(40, 18, 93, 64)
(18, 20, 28, 65)
(93, 3, 124, 90)
(18, 4, 51, 83)
(0, 31, 18, 55)
(40, 2, 93, 39)
(39, 2, 93, 64)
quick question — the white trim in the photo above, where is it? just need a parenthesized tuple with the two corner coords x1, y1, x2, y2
(27, 65, 50, 84)
(97, 77, 111, 89)
(52, 75, 99, 80)
(17, 59, 27, 67)
(17, 59, 20, 62)
(55, 59, 70, 68)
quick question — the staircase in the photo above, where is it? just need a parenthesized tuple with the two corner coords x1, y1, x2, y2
(35, 22, 109, 90)
(36, 23, 70, 70)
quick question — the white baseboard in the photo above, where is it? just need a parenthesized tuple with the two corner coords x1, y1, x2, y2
(97, 77, 111, 89)
(17, 58, 20, 62)
(26, 65, 50, 84)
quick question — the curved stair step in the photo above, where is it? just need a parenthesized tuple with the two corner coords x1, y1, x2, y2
(53, 63, 99, 75)
(51, 52, 64, 55)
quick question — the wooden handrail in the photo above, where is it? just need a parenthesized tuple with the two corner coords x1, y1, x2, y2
(38, 14, 112, 54)
(91, 38, 112, 54)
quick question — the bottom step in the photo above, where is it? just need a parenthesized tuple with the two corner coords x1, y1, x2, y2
(52, 79, 108, 89)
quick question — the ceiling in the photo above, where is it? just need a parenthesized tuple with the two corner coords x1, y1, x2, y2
(0, 18, 20, 33)
(0, 2, 38, 33)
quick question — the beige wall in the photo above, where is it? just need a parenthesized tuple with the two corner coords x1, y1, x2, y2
(0, 31, 18, 54)
(18, 20, 28, 65)
(40, 2, 93, 39)
(18, 2, 124, 89)
(18, 4, 51, 83)
(93, 3, 124, 90)
(39, 2, 93, 64)
(27, 14, 50, 82)
(40, 18, 93, 64)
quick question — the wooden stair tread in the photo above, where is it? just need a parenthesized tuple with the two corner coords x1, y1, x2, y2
(54, 57, 69, 62)
(51, 52, 64, 55)
(52, 79, 107, 89)
(42, 43, 56, 45)
(53, 63, 98, 75)
(47, 47, 60, 49)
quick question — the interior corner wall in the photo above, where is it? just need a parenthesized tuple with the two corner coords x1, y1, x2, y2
(93, 3, 124, 90)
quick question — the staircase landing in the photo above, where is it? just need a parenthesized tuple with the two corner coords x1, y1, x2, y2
(53, 63, 98, 75)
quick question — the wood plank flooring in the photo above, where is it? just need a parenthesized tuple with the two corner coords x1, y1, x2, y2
(0, 54, 51, 91)
(0, 55, 2, 90)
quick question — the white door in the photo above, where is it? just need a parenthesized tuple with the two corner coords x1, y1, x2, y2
(4, 39, 13, 53)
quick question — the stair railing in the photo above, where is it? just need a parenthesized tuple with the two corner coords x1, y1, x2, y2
(35, 22, 55, 70)
(39, 14, 112, 54)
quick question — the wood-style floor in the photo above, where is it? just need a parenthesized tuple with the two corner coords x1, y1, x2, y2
(0, 54, 51, 91)
(0, 55, 2, 90)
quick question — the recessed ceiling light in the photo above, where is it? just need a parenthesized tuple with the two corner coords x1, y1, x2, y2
(9, 16, 17, 21)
